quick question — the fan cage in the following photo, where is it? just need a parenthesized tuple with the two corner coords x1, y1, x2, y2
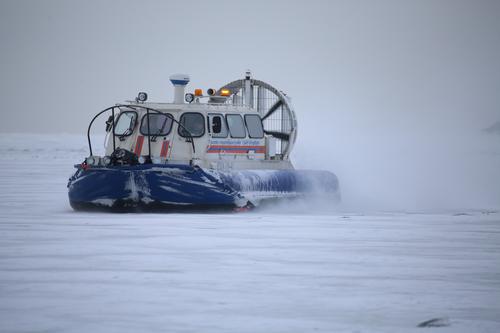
(224, 85, 292, 155)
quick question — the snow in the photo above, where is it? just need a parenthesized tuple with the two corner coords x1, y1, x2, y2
(1, 134, 500, 332)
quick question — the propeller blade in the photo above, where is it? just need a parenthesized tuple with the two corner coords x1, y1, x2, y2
(261, 100, 283, 120)
(264, 130, 290, 141)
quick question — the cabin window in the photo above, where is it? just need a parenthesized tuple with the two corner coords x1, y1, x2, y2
(208, 113, 228, 138)
(226, 114, 246, 138)
(244, 114, 264, 138)
(140, 113, 173, 136)
(178, 112, 205, 138)
(114, 111, 137, 136)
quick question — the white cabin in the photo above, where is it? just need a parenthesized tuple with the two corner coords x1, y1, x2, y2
(101, 72, 297, 171)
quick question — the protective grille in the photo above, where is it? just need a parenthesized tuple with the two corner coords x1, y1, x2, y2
(228, 85, 292, 154)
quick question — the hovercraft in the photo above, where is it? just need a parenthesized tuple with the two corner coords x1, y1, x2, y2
(68, 72, 340, 211)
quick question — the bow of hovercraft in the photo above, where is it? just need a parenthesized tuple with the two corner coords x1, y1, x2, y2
(68, 163, 339, 211)
(68, 72, 340, 211)
(68, 163, 245, 211)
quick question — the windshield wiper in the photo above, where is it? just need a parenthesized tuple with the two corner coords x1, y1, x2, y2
(151, 118, 170, 142)
(118, 128, 132, 141)
(151, 130, 162, 142)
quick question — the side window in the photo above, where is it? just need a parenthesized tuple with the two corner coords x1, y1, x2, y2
(226, 114, 246, 138)
(208, 113, 228, 138)
(140, 113, 173, 136)
(114, 111, 137, 136)
(178, 112, 205, 137)
(244, 114, 264, 138)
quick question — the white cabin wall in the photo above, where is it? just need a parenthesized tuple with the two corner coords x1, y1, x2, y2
(101, 105, 273, 169)
(168, 114, 209, 161)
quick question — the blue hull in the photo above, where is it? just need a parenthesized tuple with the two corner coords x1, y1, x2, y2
(67, 164, 340, 211)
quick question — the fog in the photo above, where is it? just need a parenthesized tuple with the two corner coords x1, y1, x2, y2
(1, 0, 499, 212)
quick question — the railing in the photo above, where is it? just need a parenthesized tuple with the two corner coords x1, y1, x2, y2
(87, 104, 196, 161)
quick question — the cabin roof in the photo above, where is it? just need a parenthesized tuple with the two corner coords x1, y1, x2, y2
(122, 101, 256, 114)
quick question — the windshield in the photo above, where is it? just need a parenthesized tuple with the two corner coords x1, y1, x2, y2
(179, 112, 205, 137)
(140, 113, 173, 136)
(114, 111, 137, 136)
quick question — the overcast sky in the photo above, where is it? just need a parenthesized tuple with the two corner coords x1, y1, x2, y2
(1, 0, 499, 134)
(1, 0, 499, 210)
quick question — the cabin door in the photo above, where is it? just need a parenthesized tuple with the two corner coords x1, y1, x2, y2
(171, 112, 206, 161)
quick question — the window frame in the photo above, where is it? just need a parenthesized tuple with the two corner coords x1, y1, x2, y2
(113, 111, 138, 137)
(178, 112, 206, 138)
(208, 113, 228, 138)
(139, 113, 174, 136)
(225, 114, 247, 139)
(244, 114, 264, 139)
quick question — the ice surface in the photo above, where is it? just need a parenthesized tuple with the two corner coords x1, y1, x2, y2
(1, 134, 500, 332)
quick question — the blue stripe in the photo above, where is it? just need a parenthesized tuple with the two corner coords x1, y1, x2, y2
(170, 79, 189, 85)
